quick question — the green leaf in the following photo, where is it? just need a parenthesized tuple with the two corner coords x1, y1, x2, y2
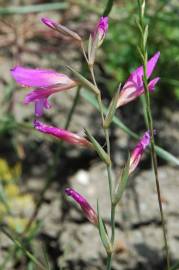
(97, 201, 112, 255)
(1, 228, 47, 270)
(0, 3, 68, 15)
(143, 24, 148, 48)
(66, 66, 100, 95)
(81, 90, 179, 166)
(85, 129, 111, 165)
(113, 155, 130, 205)
(103, 87, 120, 129)
(170, 262, 179, 270)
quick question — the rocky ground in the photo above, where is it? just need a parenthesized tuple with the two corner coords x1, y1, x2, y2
(0, 2, 179, 269)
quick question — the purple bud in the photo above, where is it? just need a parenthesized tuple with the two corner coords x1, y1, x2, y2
(65, 188, 98, 226)
(129, 131, 150, 174)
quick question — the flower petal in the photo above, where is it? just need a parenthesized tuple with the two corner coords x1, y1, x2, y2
(148, 77, 160, 92)
(65, 188, 98, 225)
(129, 131, 150, 174)
(33, 120, 91, 148)
(130, 51, 160, 83)
(11, 66, 73, 88)
(35, 98, 47, 117)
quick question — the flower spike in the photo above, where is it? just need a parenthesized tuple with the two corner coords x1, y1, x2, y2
(11, 66, 76, 116)
(117, 52, 160, 108)
(129, 131, 150, 174)
(65, 188, 98, 226)
(34, 120, 92, 148)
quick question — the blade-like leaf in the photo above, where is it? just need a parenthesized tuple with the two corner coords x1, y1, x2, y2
(113, 155, 130, 205)
(85, 129, 111, 165)
(97, 201, 112, 255)
(66, 66, 100, 95)
(0, 3, 68, 15)
(103, 86, 120, 129)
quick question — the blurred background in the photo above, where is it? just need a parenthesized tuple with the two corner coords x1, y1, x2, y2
(0, 0, 179, 269)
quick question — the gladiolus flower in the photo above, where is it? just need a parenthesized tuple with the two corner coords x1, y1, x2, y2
(11, 66, 76, 117)
(93, 16, 108, 45)
(117, 52, 160, 108)
(129, 131, 150, 174)
(88, 16, 108, 66)
(65, 188, 98, 226)
(34, 120, 92, 148)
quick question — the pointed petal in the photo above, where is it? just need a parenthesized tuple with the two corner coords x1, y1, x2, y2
(130, 51, 160, 82)
(11, 66, 73, 88)
(35, 99, 46, 117)
(146, 52, 160, 78)
(148, 77, 160, 92)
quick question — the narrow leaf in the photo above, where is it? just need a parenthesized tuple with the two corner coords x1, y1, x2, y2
(97, 201, 112, 254)
(66, 66, 100, 95)
(85, 129, 111, 165)
(113, 155, 130, 205)
(103, 86, 120, 129)
(0, 3, 68, 15)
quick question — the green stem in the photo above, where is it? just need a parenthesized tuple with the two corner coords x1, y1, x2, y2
(89, 66, 115, 270)
(103, 0, 115, 16)
(106, 254, 112, 270)
(111, 204, 115, 244)
(64, 86, 81, 129)
(138, 2, 170, 269)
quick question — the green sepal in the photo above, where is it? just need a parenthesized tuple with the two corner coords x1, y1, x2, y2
(103, 87, 120, 129)
(97, 201, 112, 255)
(66, 65, 100, 95)
(143, 24, 148, 48)
(113, 155, 130, 206)
(85, 129, 111, 165)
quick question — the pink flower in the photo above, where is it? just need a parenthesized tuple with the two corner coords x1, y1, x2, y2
(41, 17, 56, 30)
(11, 66, 76, 117)
(34, 120, 92, 148)
(88, 16, 108, 65)
(65, 188, 98, 225)
(93, 16, 108, 43)
(117, 52, 160, 108)
(129, 131, 150, 174)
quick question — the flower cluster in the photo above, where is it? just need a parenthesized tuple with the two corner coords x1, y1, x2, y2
(11, 16, 159, 225)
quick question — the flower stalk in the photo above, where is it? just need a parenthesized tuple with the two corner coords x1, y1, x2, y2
(137, 1, 170, 269)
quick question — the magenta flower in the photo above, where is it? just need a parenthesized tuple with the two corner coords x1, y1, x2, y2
(92, 16, 108, 47)
(117, 52, 160, 108)
(129, 131, 150, 174)
(34, 120, 92, 148)
(65, 188, 98, 225)
(11, 66, 76, 116)
(41, 17, 56, 30)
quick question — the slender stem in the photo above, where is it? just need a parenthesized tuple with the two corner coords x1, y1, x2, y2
(111, 204, 115, 244)
(64, 86, 81, 129)
(106, 254, 112, 270)
(103, 0, 115, 16)
(138, 2, 170, 269)
(89, 65, 115, 270)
